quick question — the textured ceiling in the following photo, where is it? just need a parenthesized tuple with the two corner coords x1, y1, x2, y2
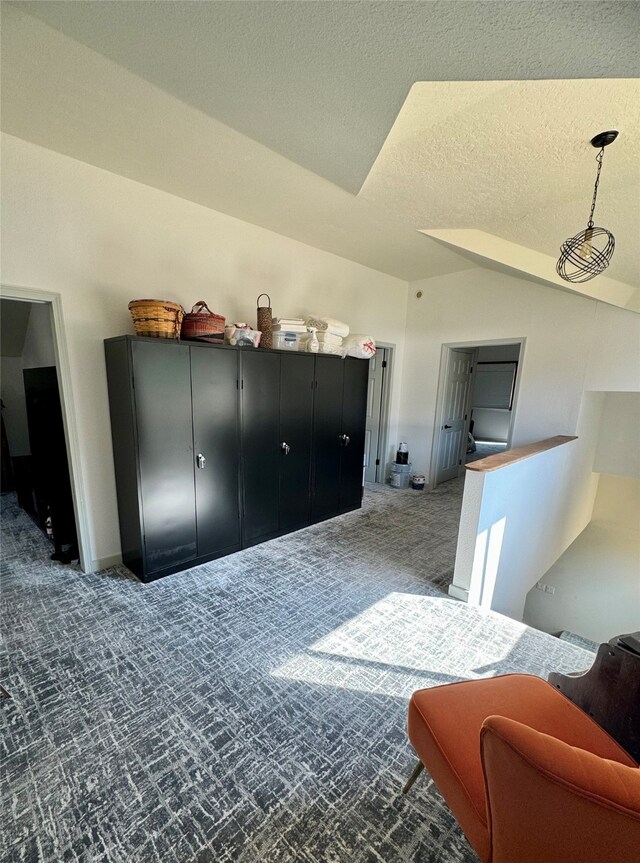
(360, 81, 640, 287)
(0, 5, 471, 283)
(2, 1, 639, 302)
(13, 0, 640, 193)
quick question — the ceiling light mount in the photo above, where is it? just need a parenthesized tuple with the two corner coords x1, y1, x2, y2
(556, 130, 619, 284)
(590, 130, 618, 148)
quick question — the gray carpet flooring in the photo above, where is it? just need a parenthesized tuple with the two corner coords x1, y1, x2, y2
(1, 484, 596, 863)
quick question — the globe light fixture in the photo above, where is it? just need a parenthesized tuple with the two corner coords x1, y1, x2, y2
(557, 131, 618, 283)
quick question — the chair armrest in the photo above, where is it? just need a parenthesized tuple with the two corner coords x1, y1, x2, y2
(480, 715, 640, 863)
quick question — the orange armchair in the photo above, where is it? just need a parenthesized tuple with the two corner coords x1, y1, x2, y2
(405, 673, 640, 863)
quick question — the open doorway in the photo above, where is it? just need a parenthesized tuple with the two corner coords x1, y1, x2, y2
(430, 340, 524, 488)
(364, 344, 393, 483)
(1, 288, 88, 567)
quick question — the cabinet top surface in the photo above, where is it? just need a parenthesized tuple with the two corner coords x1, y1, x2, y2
(105, 334, 346, 359)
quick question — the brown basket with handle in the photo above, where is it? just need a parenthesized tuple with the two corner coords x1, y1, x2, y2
(128, 299, 184, 340)
(181, 300, 226, 342)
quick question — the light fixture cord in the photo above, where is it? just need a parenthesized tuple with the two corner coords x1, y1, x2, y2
(587, 146, 605, 229)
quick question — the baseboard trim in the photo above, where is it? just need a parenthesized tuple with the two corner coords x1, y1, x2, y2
(90, 554, 122, 572)
(448, 584, 469, 602)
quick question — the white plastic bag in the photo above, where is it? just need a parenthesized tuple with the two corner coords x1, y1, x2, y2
(341, 335, 376, 359)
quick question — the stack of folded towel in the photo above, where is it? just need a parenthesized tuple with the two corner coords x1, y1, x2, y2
(304, 316, 350, 354)
(272, 317, 307, 334)
(312, 332, 343, 355)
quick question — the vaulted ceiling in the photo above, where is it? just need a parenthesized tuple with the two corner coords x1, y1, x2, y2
(2, 1, 639, 308)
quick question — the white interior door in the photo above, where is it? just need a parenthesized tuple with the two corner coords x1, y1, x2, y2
(436, 348, 473, 484)
(364, 348, 386, 482)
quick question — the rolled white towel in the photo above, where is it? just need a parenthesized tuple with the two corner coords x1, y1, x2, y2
(305, 316, 350, 338)
(315, 332, 343, 345)
(317, 342, 342, 355)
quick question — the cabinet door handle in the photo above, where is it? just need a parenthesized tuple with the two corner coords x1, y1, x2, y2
(281, 442, 291, 455)
(196, 453, 206, 469)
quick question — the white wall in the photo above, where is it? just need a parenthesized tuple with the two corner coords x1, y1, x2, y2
(594, 392, 640, 479)
(522, 389, 640, 641)
(401, 268, 640, 482)
(4, 136, 639, 575)
(585, 302, 640, 392)
(423, 269, 640, 623)
(1, 134, 409, 568)
(523, 473, 640, 643)
(450, 372, 640, 623)
(451, 426, 601, 621)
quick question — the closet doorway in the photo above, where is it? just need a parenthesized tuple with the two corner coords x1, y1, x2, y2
(0, 285, 89, 570)
(430, 339, 524, 488)
(364, 344, 393, 483)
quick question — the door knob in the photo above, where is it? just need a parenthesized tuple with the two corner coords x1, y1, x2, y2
(339, 434, 351, 446)
(281, 442, 291, 455)
(196, 453, 206, 469)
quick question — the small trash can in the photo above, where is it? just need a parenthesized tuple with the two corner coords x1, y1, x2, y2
(390, 463, 411, 489)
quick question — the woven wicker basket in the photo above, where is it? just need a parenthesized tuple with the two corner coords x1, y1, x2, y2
(181, 300, 226, 342)
(128, 299, 184, 340)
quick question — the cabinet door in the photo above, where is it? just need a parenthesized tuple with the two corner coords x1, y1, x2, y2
(132, 341, 197, 573)
(339, 358, 369, 513)
(279, 353, 314, 531)
(311, 354, 344, 522)
(191, 346, 241, 557)
(241, 350, 281, 543)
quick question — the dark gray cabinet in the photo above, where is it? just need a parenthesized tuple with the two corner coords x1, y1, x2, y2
(279, 353, 315, 532)
(337, 357, 369, 513)
(241, 350, 281, 544)
(311, 355, 344, 522)
(105, 336, 368, 581)
(105, 337, 241, 580)
(311, 354, 368, 523)
(191, 346, 241, 558)
(241, 350, 315, 544)
(132, 341, 197, 572)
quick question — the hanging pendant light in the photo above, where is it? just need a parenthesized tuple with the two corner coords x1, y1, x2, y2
(556, 130, 618, 283)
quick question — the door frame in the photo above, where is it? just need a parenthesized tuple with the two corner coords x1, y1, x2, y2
(371, 342, 394, 483)
(1, 283, 91, 571)
(429, 337, 526, 489)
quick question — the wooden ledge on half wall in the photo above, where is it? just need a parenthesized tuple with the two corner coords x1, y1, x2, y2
(465, 435, 578, 473)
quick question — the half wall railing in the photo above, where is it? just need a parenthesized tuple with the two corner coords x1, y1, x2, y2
(449, 435, 599, 621)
